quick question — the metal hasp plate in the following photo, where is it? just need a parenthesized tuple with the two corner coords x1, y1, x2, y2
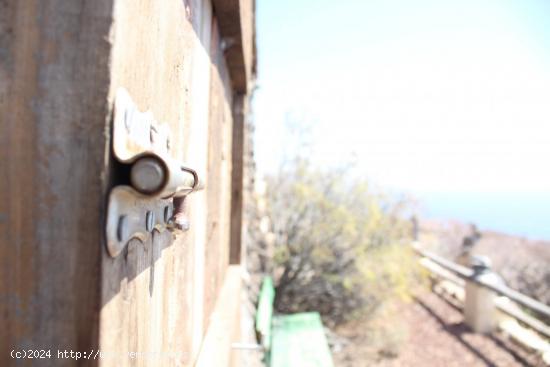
(105, 88, 203, 258)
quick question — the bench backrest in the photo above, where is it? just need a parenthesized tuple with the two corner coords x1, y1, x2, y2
(255, 277, 276, 350)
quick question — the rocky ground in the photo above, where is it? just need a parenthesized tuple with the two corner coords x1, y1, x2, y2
(332, 291, 545, 367)
(330, 220, 550, 366)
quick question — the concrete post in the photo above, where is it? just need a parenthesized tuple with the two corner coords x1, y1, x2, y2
(464, 256, 502, 333)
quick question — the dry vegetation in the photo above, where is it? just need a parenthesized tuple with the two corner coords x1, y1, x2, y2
(262, 160, 422, 326)
(244, 158, 549, 366)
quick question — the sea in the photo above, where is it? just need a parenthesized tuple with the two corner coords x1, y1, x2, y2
(415, 191, 550, 241)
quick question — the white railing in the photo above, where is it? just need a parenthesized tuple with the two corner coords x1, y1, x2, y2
(412, 242, 550, 362)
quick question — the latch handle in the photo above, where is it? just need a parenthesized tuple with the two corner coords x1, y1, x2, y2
(105, 88, 205, 258)
(129, 153, 203, 198)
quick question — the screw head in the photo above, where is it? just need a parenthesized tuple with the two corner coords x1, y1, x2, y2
(146, 211, 155, 232)
(174, 217, 190, 231)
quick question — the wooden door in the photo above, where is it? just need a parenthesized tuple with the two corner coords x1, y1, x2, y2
(0, 0, 255, 366)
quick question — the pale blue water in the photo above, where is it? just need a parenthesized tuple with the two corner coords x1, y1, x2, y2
(416, 191, 550, 241)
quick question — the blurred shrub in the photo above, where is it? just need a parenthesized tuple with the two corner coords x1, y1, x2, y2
(265, 160, 422, 325)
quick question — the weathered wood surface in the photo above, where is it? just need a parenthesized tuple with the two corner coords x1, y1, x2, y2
(100, 0, 212, 365)
(0, 0, 112, 365)
(230, 94, 246, 265)
(195, 265, 242, 367)
(203, 15, 234, 330)
(212, 0, 256, 93)
(1, 0, 255, 366)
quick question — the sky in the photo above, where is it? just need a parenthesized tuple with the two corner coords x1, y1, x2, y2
(253, 0, 550, 239)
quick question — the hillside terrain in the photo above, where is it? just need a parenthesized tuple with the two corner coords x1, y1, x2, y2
(330, 219, 550, 366)
(332, 291, 545, 366)
(419, 219, 550, 306)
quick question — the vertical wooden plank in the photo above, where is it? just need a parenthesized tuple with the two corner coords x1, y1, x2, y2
(230, 94, 246, 264)
(195, 265, 242, 367)
(211, 0, 256, 93)
(98, 0, 207, 365)
(187, 0, 213, 360)
(0, 0, 113, 365)
(203, 14, 234, 331)
(98, 0, 226, 365)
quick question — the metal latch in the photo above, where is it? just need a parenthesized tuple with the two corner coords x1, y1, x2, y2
(105, 88, 203, 258)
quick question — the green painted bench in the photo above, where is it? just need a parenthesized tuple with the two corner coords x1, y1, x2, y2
(255, 277, 334, 367)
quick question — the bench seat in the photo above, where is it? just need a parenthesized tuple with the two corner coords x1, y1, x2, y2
(271, 312, 334, 367)
(256, 277, 334, 367)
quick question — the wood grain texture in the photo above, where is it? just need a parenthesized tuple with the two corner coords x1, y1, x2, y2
(1, 0, 254, 366)
(211, 0, 256, 93)
(0, 0, 113, 365)
(203, 15, 234, 331)
(195, 265, 242, 367)
(230, 94, 246, 265)
(99, 0, 214, 365)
